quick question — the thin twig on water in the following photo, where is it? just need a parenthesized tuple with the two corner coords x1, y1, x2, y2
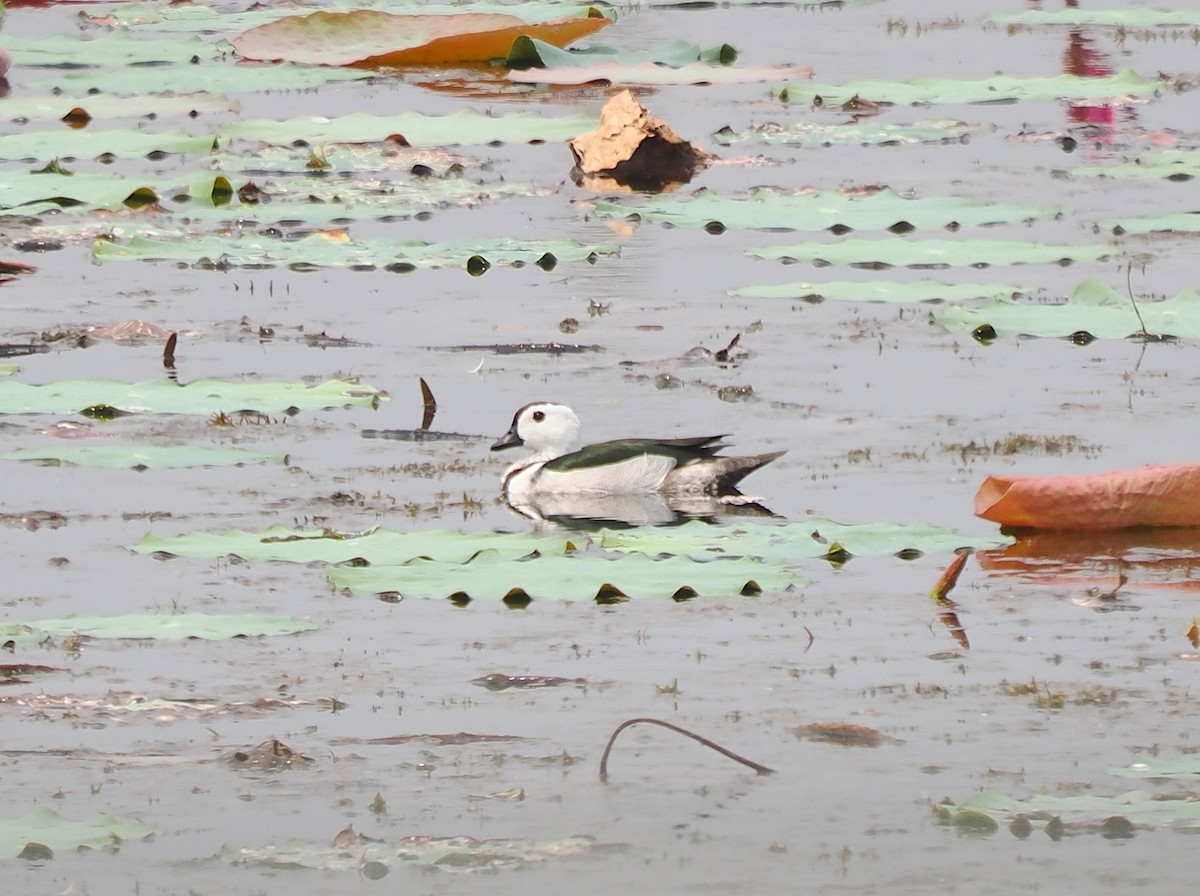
(598, 717, 775, 782)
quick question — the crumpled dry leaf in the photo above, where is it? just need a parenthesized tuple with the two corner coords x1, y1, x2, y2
(232, 10, 612, 68)
(976, 463, 1200, 531)
(569, 89, 713, 192)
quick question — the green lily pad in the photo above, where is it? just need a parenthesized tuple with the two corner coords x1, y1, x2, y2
(989, 8, 1200, 27)
(729, 280, 1028, 304)
(0, 613, 318, 645)
(0, 93, 238, 126)
(134, 525, 567, 564)
(223, 833, 607, 873)
(509, 59, 807, 86)
(0, 129, 216, 163)
(217, 109, 598, 148)
(712, 119, 985, 148)
(595, 187, 1055, 232)
(0, 377, 384, 415)
(92, 232, 617, 272)
(327, 551, 800, 600)
(1109, 757, 1200, 779)
(1098, 212, 1200, 235)
(747, 239, 1111, 268)
(503, 36, 808, 86)
(506, 36, 734, 70)
(134, 519, 1005, 567)
(3, 444, 286, 469)
(932, 278, 1200, 339)
(28, 61, 375, 98)
(779, 69, 1160, 106)
(0, 169, 185, 214)
(939, 787, 1200, 832)
(5, 33, 226, 67)
(0, 808, 156, 857)
(597, 518, 1007, 561)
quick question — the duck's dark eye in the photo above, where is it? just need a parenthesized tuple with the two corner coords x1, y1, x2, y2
(532, 410, 545, 422)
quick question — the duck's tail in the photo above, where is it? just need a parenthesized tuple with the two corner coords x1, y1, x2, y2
(666, 450, 786, 497)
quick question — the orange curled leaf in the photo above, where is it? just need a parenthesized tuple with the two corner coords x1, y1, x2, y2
(975, 464, 1200, 532)
(232, 11, 612, 68)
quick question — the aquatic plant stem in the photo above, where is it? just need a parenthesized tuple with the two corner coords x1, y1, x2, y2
(599, 717, 775, 782)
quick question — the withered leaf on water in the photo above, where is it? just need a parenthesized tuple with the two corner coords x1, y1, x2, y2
(471, 673, 585, 691)
(0, 664, 60, 677)
(363, 732, 527, 746)
(332, 824, 383, 848)
(793, 723, 894, 748)
(931, 549, 971, 601)
(569, 90, 713, 192)
(228, 738, 314, 770)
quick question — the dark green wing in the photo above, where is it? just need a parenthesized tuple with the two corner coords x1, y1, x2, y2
(545, 436, 728, 472)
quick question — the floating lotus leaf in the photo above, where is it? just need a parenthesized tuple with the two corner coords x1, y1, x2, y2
(326, 551, 800, 600)
(596, 187, 1055, 232)
(1109, 757, 1200, 779)
(0, 93, 237, 125)
(0, 377, 384, 415)
(0, 808, 156, 857)
(597, 518, 1008, 561)
(1098, 212, 1200, 235)
(4, 444, 286, 469)
(0, 129, 215, 164)
(748, 239, 1111, 268)
(1074, 149, 1200, 182)
(779, 69, 1160, 106)
(29, 62, 374, 99)
(0, 613, 318, 645)
(938, 788, 1200, 832)
(223, 833, 606, 873)
(95, 1, 615, 34)
(989, 8, 1200, 27)
(506, 37, 735, 70)
(5, 32, 225, 67)
(134, 525, 567, 564)
(217, 109, 598, 148)
(730, 280, 1027, 304)
(134, 519, 1004, 568)
(712, 119, 985, 148)
(503, 36, 808, 86)
(0, 170, 168, 215)
(92, 232, 617, 272)
(232, 10, 612, 67)
(933, 278, 1200, 339)
(510, 59, 811, 86)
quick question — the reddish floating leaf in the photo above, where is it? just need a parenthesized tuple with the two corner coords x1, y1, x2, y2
(976, 464, 1200, 531)
(232, 11, 612, 68)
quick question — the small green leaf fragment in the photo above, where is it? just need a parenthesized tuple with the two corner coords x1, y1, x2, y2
(18, 842, 54, 861)
(595, 583, 628, 604)
(79, 404, 128, 420)
(31, 158, 72, 176)
(672, 585, 698, 601)
(953, 809, 999, 836)
(123, 187, 159, 209)
(211, 175, 233, 205)
(502, 588, 531, 608)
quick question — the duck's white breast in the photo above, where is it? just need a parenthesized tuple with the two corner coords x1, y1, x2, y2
(529, 453, 677, 495)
